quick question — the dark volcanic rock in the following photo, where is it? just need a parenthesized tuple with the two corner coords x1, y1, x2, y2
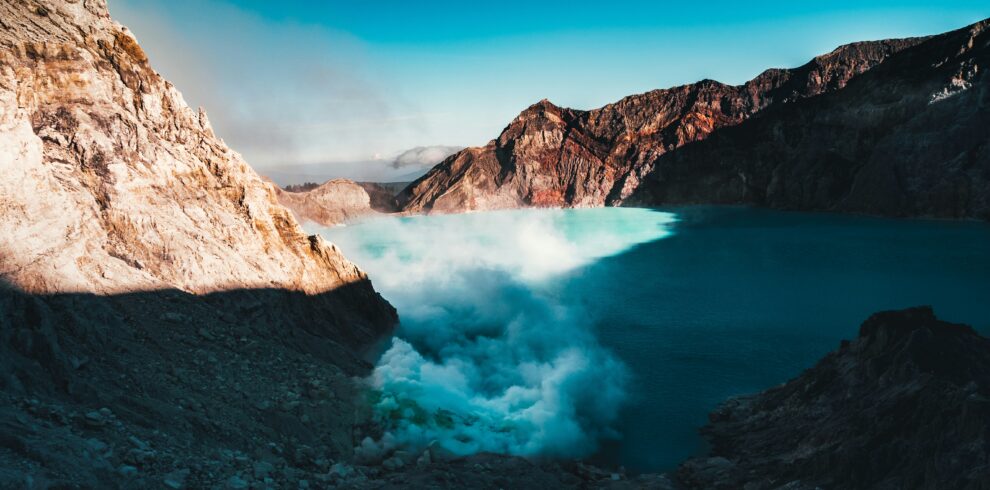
(678, 307, 990, 490)
(357, 182, 403, 213)
(319, 453, 676, 489)
(398, 37, 924, 213)
(0, 284, 396, 489)
(629, 19, 990, 219)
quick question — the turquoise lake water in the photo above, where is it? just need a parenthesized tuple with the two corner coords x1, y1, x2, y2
(313, 206, 990, 472)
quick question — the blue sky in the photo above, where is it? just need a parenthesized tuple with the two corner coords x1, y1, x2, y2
(110, 0, 988, 171)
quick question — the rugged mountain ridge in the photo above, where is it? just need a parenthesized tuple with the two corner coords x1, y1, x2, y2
(628, 19, 990, 219)
(398, 36, 925, 213)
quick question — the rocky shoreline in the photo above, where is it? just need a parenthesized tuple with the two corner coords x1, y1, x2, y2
(1, 1, 987, 489)
(318, 307, 990, 489)
(5, 296, 985, 488)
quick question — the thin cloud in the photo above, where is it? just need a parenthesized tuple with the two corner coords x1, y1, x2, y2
(110, 0, 424, 166)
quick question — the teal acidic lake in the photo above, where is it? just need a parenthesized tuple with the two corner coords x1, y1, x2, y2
(312, 207, 990, 472)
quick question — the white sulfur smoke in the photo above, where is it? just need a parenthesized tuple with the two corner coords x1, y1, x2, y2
(313, 208, 676, 458)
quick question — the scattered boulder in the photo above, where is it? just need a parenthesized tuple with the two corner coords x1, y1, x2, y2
(253, 461, 275, 479)
(225, 474, 249, 489)
(415, 449, 431, 467)
(82, 408, 113, 428)
(381, 456, 404, 472)
(162, 468, 190, 489)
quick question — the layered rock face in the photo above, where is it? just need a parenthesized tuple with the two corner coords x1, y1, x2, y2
(679, 307, 990, 489)
(0, 0, 389, 301)
(0, 2, 396, 487)
(398, 37, 924, 213)
(629, 19, 990, 219)
(274, 179, 380, 227)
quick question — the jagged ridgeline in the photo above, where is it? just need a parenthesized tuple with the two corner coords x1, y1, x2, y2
(628, 19, 990, 218)
(0, 1, 395, 487)
(399, 18, 989, 219)
(397, 37, 926, 212)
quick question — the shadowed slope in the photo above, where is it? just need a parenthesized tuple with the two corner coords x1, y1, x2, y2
(0, 280, 394, 488)
(679, 307, 990, 489)
(628, 19, 990, 219)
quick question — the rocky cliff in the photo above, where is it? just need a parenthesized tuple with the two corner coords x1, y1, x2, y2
(0, 0, 392, 301)
(0, 1, 396, 487)
(678, 307, 990, 489)
(628, 19, 990, 219)
(398, 36, 925, 213)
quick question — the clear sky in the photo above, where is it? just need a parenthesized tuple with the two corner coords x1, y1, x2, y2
(109, 0, 988, 169)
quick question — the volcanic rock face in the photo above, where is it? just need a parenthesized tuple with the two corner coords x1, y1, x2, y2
(0, 0, 389, 301)
(679, 307, 990, 490)
(398, 37, 924, 213)
(0, 2, 396, 487)
(629, 19, 990, 219)
(275, 179, 380, 227)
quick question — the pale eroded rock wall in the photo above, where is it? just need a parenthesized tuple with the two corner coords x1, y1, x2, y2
(274, 179, 378, 227)
(0, 0, 374, 298)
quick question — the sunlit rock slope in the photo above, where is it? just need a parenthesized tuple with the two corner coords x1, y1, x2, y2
(0, 1, 396, 487)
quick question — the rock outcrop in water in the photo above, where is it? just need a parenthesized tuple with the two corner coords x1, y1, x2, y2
(628, 19, 990, 219)
(679, 306, 990, 489)
(0, 1, 395, 487)
(397, 36, 925, 213)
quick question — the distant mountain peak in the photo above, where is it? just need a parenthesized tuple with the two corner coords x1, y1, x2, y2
(398, 29, 933, 214)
